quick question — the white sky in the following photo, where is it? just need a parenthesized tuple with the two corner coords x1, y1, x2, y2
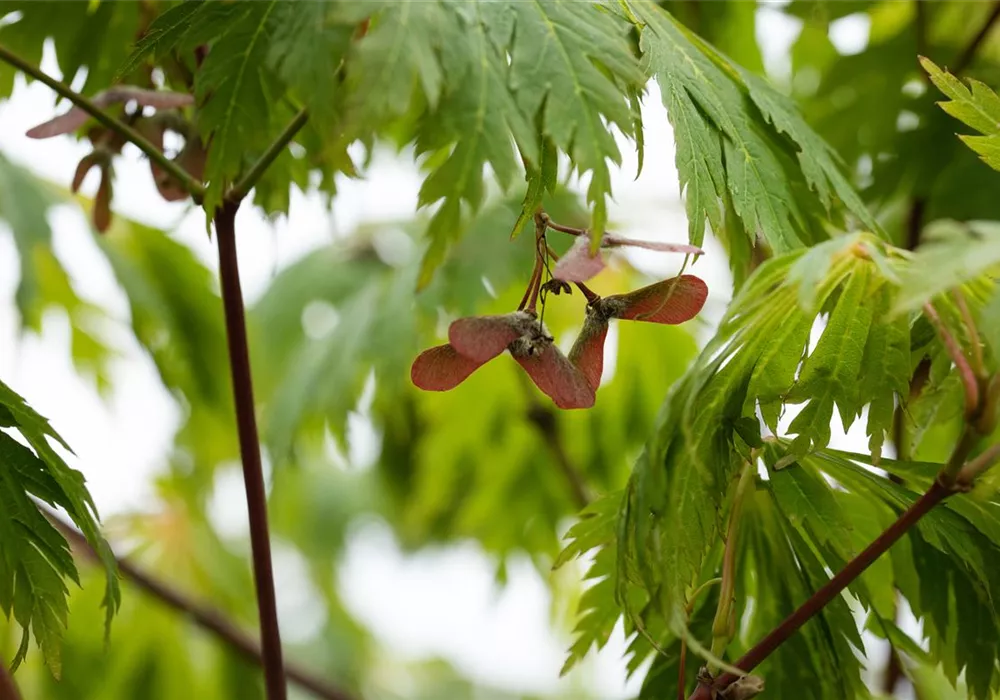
(0, 8, 892, 699)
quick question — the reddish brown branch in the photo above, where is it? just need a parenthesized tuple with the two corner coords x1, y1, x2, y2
(526, 404, 590, 509)
(923, 302, 979, 418)
(691, 481, 952, 699)
(49, 515, 353, 700)
(215, 201, 287, 700)
(0, 660, 21, 700)
(954, 1, 1000, 73)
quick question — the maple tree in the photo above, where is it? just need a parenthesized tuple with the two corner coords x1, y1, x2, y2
(0, 2, 999, 700)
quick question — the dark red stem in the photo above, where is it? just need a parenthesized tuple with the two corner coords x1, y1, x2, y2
(0, 661, 21, 700)
(676, 636, 688, 700)
(954, 1, 1000, 73)
(215, 201, 287, 700)
(690, 480, 951, 699)
(518, 256, 543, 312)
(49, 514, 352, 700)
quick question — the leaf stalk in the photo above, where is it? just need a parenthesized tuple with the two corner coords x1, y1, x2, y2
(710, 462, 754, 663)
(228, 107, 309, 203)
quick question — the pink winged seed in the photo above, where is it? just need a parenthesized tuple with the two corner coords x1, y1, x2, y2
(568, 313, 609, 392)
(514, 343, 595, 410)
(410, 344, 486, 391)
(552, 236, 705, 284)
(449, 311, 536, 363)
(610, 275, 708, 325)
(601, 235, 704, 256)
(26, 87, 193, 139)
(552, 237, 606, 283)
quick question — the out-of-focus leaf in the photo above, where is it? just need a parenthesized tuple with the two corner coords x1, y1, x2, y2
(0, 156, 114, 388)
(98, 219, 235, 477)
(892, 219, 1000, 313)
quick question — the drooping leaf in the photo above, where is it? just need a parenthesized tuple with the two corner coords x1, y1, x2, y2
(505, 0, 646, 244)
(0, 380, 119, 674)
(893, 219, 1000, 313)
(627, 1, 875, 259)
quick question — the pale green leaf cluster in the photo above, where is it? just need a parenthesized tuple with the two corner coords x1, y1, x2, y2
(562, 228, 1000, 693)
(0, 380, 118, 676)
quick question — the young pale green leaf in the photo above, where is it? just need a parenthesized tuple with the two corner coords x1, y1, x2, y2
(922, 56, 1000, 173)
(560, 543, 621, 675)
(787, 265, 876, 454)
(554, 491, 622, 570)
(858, 293, 911, 462)
(892, 219, 1000, 314)
(983, 285, 1000, 361)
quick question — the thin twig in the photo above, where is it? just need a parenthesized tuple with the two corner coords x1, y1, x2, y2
(215, 201, 287, 700)
(0, 660, 21, 700)
(691, 387, 996, 698)
(923, 302, 979, 419)
(711, 464, 753, 661)
(952, 289, 986, 379)
(954, 0, 1000, 74)
(0, 44, 204, 202)
(229, 108, 309, 202)
(956, 442, 1000, 486)
(48, 514, 354, 700)
(691, 480, 953, 700)
(526, 404, 590, 509)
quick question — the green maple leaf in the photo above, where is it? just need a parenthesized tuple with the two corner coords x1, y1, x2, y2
(0, 381, 119, 675)
(506, 0, 645, 243)
(922, 56, 1000, 174)
(195, 1, 279, 213)
(336, 0, 453, 138)
(632, 1, 805, 253)
(787, 265, 876, 454)
(267, 1, 353, 126)
(415, 0, 539, 286)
